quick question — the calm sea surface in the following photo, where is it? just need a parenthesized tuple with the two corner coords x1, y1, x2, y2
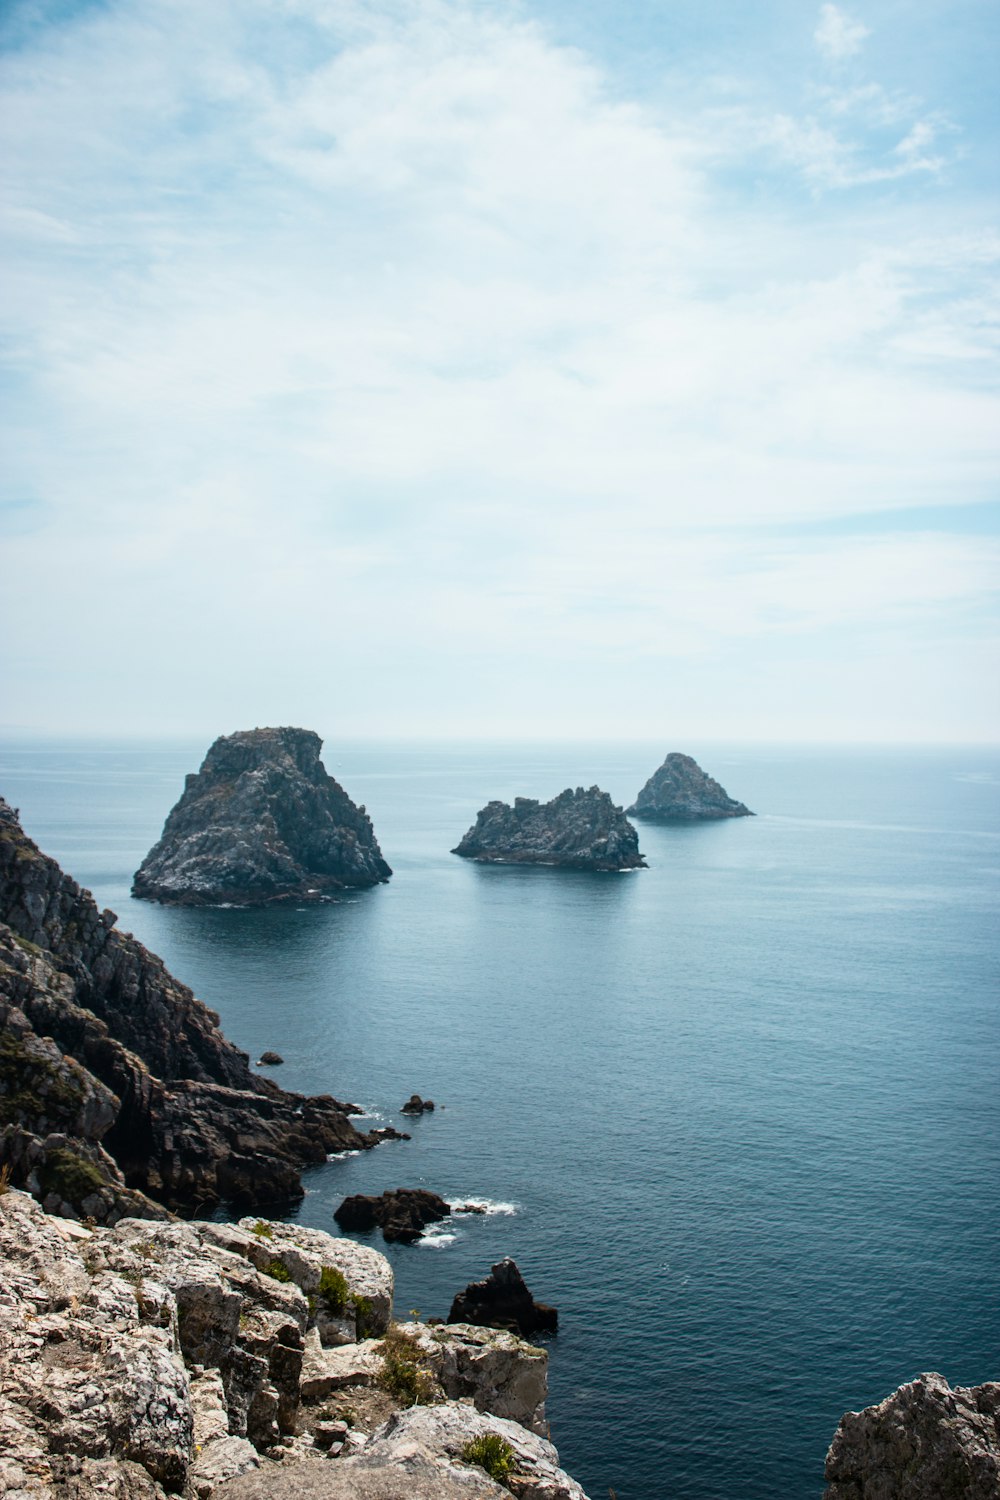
(2, 739, 998, 1500)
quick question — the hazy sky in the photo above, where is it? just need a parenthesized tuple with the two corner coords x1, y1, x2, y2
(2, 0, 998, 742)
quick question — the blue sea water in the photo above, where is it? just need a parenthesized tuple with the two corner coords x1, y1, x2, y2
(1, 739, 998, 1500)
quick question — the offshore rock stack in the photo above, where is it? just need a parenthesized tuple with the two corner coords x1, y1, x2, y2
(133, 727, 391, 905)
(453, 786, 645, 871)
(628, 752, 753, 822)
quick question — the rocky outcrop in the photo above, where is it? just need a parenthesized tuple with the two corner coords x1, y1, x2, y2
(0, 1190, 588, 1500)
(132, 728, 391, 906)
(453, 787, 645, 871)
(628, 752, 753, 821)
(401, 1093, 435, 1114)
(824, 1371, 1000, 1499)
(334, 1188, 451, 1244)
(0, 797, 390, 1219)
(448, 1259, 558, 1338)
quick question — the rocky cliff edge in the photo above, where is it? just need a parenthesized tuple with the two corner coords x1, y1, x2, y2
(0, 1188, 589, 1500)
(0, 797, 389, 1219)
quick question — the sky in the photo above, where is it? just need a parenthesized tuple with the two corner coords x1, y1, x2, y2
(1, 0, 998, 742)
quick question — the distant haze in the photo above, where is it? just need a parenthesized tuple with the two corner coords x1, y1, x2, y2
(1, 0, 998, 742)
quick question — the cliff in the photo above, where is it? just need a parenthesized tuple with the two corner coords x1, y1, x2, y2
(0, 797, 390, 1219)
(453, 786, 646, 871)
(133, 728, 391, 905)
(0, 1188, 589, 1500)
(628, 751, 753, 821)
(825, 1371, 1000, 1497)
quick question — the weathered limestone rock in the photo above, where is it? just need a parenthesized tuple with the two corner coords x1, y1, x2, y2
(184, 1436, 260, 1499)
(0, 1190, 193, 1497)
(391, 1322, 549, 1434)
(453, 787, 645, 871)
(449, 1259, 558, 1338)
(824, 1371, 1000, 1499)
(628, 751, 753, 821)
(0, 797, 387, 1218)
(132, 728, 390, 905)
(210, 1451, 507, 1499)
(334, 1187, 451, 1244)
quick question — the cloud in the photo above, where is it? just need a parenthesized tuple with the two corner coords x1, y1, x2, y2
(815, 4, 871, 62)
(0, 0, 996, 738)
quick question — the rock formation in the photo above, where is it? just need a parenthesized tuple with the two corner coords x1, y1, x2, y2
(449, 1258, 558, 1338)
(824, 1371, 1000, 1499)
(0, 1188, 589, 1500)
(401, 1092, 435, 1114)
(0, 797, 392, 1219)
(453, 787, 645, 871)
(628, 751, 753, 821)
(334, 1188, 451, 1243)
(132, 727, 391, 905)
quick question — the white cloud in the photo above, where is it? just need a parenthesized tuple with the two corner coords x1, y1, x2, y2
(815, 4, 871, 62)
(0, 0, 996, 738)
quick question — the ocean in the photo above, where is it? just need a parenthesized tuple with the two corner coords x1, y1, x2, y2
(1, 738, 997, 1500)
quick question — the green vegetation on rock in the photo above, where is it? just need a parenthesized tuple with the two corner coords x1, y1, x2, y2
(461, 1432, 517, 1485)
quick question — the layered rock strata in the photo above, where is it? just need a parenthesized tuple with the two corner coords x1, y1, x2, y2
(824, 1370, 1000, 1499)
(449, 1258, 558, 1338)
(628, 751, 753, 821)
(0, 797, 386, 1218)
(133, 727, 391, 905)
(453, 787, 645, 871)
(0, 1189, 588, 1500)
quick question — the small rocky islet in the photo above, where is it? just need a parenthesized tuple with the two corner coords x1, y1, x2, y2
(452, 785, 646, 871)
(133, 726, 391, 906)
(628, 750, 753, 821)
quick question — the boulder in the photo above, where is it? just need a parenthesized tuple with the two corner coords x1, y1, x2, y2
(824, 1370, 1000, 1499)
(257, 1052, 283, 1066)
(448, 1259, 558, 1339)
(132, 727, 391, 905)
(453, 786, 645, 871)
(628, 751, 753, 821)
(334, 1188, 451, 1244)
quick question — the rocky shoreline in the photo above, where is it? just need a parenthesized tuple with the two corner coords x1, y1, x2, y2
(0, 797, 399, 1219)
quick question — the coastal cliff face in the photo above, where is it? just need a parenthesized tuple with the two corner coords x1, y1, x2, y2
(0, 1189, 589, 1500)
(824, 1371, 1000, 1499)
(133, 728, 391, 905)
(0, 797, 382, 1218)
(628, 751, 753, 821)
(453, 787, 645, 871)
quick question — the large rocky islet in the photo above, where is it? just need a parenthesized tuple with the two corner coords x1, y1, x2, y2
(133, 727, 391, 906)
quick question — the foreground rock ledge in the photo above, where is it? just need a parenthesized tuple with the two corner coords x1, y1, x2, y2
(453, 786, 646, 871)
(628, 751, 753, 822)
(0, 1190, 589, 1500)
(133, 727, 391, 906)
(824, 1370, 1000, 1499)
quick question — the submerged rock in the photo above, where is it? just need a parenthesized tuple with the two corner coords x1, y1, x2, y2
(132, 727, 391, 906)
(453, 786, 645, 871)
(334, 1188, 451, 1244)
(448, 1258, 558, 1338)
(0, 797, 389, 1219)
(628, 751, 753, 821)
(824, 1371, 1000, 1499)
